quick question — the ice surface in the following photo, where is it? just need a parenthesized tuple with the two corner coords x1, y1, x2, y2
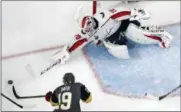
(2, 1, 180, 111)
(83, 24, 180, 97)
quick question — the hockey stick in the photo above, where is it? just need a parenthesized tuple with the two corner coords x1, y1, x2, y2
(40, 59, 61, 75)
(12, 85, 45, 99)
(41, 10, 111, 75)
(158, 84, 181, 100)
(2, 93, 36, 109)
(1, 93, 23, 108)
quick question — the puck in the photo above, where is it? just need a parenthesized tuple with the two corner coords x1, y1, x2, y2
(144, 93, 147, 96)
(8, 80, 13, 85)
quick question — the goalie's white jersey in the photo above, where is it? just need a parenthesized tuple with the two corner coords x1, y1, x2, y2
(87, 7, 131, 42)
(51, 7, 173, 63)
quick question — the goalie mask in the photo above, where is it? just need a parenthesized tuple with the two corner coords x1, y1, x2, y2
(81, 16, 98, 34)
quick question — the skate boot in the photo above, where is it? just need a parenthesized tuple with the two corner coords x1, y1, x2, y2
(158, 31, 173, 48)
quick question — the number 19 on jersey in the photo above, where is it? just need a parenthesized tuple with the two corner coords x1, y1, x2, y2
(58, 92, 72, 110)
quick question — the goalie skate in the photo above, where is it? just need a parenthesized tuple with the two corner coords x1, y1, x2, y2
(158, 31, 173, 48)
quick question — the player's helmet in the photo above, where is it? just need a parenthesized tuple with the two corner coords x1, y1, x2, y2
(63, 72, 75, 84)
(81, 16, 98, 34)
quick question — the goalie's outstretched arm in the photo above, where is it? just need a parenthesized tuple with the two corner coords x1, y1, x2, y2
(51, 34, 90, 64)
(68, 34, 89, 53)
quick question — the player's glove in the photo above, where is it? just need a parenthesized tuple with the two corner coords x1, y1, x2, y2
(130, 8, 150, 21)
(45, 91, 52, 102)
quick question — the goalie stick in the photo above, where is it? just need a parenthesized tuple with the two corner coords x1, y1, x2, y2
(12, 85, 45, 99)
(1, 93, 36, 109)
(40, 59, 61, 75)
(158, 84, 181, 100)
(41, 10, 111, 76)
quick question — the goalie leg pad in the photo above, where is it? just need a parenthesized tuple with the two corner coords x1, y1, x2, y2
(103, 40, 130, 59)
(125, 23, 159, 44)
(125, 23, 173, 48)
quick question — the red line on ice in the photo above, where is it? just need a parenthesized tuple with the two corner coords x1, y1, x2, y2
(1, 22, 180, 98)
(1, 45, 62, 60)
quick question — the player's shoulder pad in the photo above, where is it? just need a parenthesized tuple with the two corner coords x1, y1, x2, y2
(75, 82, 86, 88)
(74, 82, 82, 85)
(54, 85, 64, 93)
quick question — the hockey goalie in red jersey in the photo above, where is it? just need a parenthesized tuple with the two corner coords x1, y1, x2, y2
(51, 6, 173, 64)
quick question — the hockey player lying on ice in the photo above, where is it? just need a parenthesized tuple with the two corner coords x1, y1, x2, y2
(51, 7, 173, 64)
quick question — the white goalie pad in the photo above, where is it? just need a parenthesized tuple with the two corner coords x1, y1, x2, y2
(103, 40, 130, 59)
(130, 9, 151, 21)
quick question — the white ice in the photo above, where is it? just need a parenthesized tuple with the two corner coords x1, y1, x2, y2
(1, 1, 180, 111)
